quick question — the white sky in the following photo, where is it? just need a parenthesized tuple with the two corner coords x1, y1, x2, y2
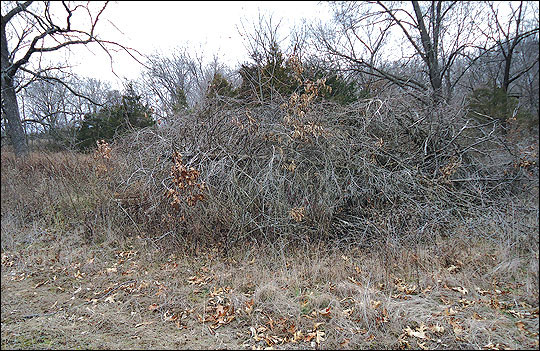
(66, 1, 332, 88)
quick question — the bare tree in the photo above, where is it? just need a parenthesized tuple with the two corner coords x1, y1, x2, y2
(312, 1, 484, 104)
(1, 1, 140, 156)
(138, 46, 232, 121)
(481, 1, 539, 94)
(19, 74, 116, 148)
(141, 48, 197, 116)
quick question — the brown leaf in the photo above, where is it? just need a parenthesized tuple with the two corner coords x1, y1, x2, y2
(429, 324, 445, 334)
(371, 300, 382, 309)
(483, 342, 510, 350)
(404, 324, 429, 339)
(319, 307, 331, 316)
(447, 265, 459, 273)
(244, 299, 254, 314)
(342, 308, 354, 316)
(315, 330, 325, 344)
(472, 312, 485, 320)
(340, 338, 351, 347)
(515, 321, 527, 332)
(313, 322, 324, 330)
(444, 307, 458, 316)
(452, 286, 468, 295)
(417, 341, 429, 350)
(449, 318, 464, 335)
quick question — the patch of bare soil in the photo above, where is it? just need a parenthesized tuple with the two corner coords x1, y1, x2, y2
(1, 232, 539, 350)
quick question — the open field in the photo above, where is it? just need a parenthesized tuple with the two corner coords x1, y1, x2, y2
(1, 217, 538, 350)
(1, 147, 538, 350)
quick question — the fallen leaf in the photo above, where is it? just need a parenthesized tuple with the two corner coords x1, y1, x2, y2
(244, 299, 254, 314)
(216, 304, 225, 317)
(340, 338, 350, 347)
(313, 322, 324, 330)
(440, 296, 452, 305)
(422, 285, 432, 293)
(430, 325, 444, 334)
(74, 270, 84, 279)
(342, 308, 354, 316)
(447, 265, 459, 273)
(148, 303, 159, 311)
(449, 318, 464, 335)
(305, 332, 316, 342)
(472, 312, 484, 320)
(249, 326, 259, 340)
(515, 321, 527, 332)
(452, 286, 468, 295)
(315, 330, 325, 344)
(417, 341, 429, 350)
(444, 307, 458, 316)
(483, 342, 510, 350)
(404, 324, 428, 339)
(459, 298, 474, 307)
(348, 276, 360, 285)
(291, 330, 304, 342)
(507, 309, 524, 318)
(476, 287, 490, 295)
(319, 307, 331, 316)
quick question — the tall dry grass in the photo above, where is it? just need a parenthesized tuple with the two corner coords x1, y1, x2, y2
(1, 147, 129, 249)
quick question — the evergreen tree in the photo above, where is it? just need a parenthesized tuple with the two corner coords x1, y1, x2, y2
(237, 42, 299, 104)
(76, 83, 155, 150)
(206, 73, 237, 100)
(468, 85, 534, 128)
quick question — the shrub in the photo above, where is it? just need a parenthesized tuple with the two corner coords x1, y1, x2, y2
(111, 62, 537, 252)
(467, 85, 535, 129)
(76, 83, 155, 150)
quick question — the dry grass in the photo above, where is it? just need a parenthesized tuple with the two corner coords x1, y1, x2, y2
(1, 89, 538, 349)
(1, 218, 538, 349)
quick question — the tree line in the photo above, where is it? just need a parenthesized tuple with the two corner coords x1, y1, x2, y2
(1, 1, 538, 156)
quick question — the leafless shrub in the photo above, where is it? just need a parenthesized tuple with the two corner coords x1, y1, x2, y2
(111, 80, 538, 252)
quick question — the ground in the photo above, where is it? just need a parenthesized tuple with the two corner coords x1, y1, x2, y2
(1, 227, 538, 350)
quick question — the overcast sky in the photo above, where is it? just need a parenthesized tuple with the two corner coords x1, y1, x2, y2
(66, 1, 332, 88)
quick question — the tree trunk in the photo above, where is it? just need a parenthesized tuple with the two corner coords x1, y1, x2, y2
(502, 50, 513, 93)
(1, 18, 28, 156)
(412, 1, 443, 103)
